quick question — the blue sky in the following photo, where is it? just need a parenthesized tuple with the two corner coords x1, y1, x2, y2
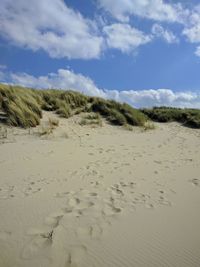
(0, 0, 200, 108)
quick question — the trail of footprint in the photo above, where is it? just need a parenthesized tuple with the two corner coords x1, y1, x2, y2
(0, 185, 14, 199)
(22, 180, 175, 264)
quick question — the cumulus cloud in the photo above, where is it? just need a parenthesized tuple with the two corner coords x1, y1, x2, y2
(98, 0, 184, 23)
(0, 0, 103, 59)
(103, 23, 152, 53)
(152, 24, 179, 43)
(106, 89, 200, 108)
(183, 25, 200, 43)
(0, 0, 195, 59)
(182, 5, 200, 56)
(195, 46, 200, 57)
(182, 5, 200, 43)
(9, 69, 106, 98)
(1, 69, 200, 108)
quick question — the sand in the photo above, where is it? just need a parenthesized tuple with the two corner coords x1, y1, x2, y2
(0, 112, 200, 267)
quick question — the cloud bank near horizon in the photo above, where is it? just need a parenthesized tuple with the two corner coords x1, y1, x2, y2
(1, 68, 200, 109)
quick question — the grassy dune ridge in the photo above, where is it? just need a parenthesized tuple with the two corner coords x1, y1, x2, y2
(142, 107, 200, 128)
(0, 84, 147, 128)
(1, 84, 200, 129)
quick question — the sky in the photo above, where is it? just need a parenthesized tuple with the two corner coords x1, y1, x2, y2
(0, 0, 200, 108)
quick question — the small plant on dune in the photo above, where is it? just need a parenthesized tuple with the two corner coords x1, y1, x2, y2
(79, 118, 87, 126)
(56, 102, 71, 118)
(107, 108, 127, 125)
(79, 113, 102, 126)
(84, 113, 100, 120)
(39, 126, 54, 136)
(39, 118, 59, 136)
(0, 125, 8, 139)
(48, 117, 59, 127)
(143, 121, 156, 131)
(123, 124, 133, 131)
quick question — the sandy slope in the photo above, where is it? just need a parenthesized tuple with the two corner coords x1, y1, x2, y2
(0, 112, 200, 267)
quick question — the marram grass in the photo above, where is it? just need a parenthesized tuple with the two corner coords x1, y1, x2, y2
(0, 84, 147, 128)
(1, 84, 199, 129)
(141, 106, 200, 128)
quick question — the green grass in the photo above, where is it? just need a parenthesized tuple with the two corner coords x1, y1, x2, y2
(91, 98, 147, 126)
(142, 121, 156, 131)
(2, 84, 199, 129)
(0, 85, 42, 127)
(79, 113, 102, 126)
(0, 84, 148, 128)
(141, 107, 200, 128)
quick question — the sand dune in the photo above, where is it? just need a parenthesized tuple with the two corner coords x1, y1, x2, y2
(0, 112, 200, 267)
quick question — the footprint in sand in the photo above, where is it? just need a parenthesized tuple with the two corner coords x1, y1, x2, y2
(110, 184, 124, 196)
(54, 192, 70, 198)
(0, 185, 14, 199)
(102, 204, 122, 217)
(65, 245, 88, 267)
(45, 212, 65, 228)
(76, 224, 103, 239)
(145, 203, 155, 209)
(157, 197, 172, 206)
(190, 178, 200, 187)
(22, 228, 53, 260)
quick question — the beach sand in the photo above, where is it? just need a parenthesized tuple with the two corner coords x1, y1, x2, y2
(0, 112, 200, 267)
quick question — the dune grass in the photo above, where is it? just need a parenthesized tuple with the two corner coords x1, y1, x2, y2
(0, 85, 42, 127)
(0, 84, 148, 128)
(141, 107, 200, 128)
(91, 98, 147, 126)
(1, 84, 199, 129)
(79, 113, 103, 127)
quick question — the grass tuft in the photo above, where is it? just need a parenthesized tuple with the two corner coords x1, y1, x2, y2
(49, 118, 59, 127)
(91, 98, 147, 126)
(143, 121, 156, 131)
(80, 113, 102, 126)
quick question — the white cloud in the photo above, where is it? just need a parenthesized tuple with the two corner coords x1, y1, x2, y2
(1, 69, 200, 108)
(0, 0, 103, 59)
(182, 5, 200, 43)
(182, 5, 200, 56)
(98, 0, 184, 23)
(0, 0, 194, 59)
(9, 69, 106, 98)
(195, 46, 200, 57)
(152, 24, 179, 43)
(103, 23, 151, 53)
(106, 89, 200, 108)
(183, 23, 200, 43)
